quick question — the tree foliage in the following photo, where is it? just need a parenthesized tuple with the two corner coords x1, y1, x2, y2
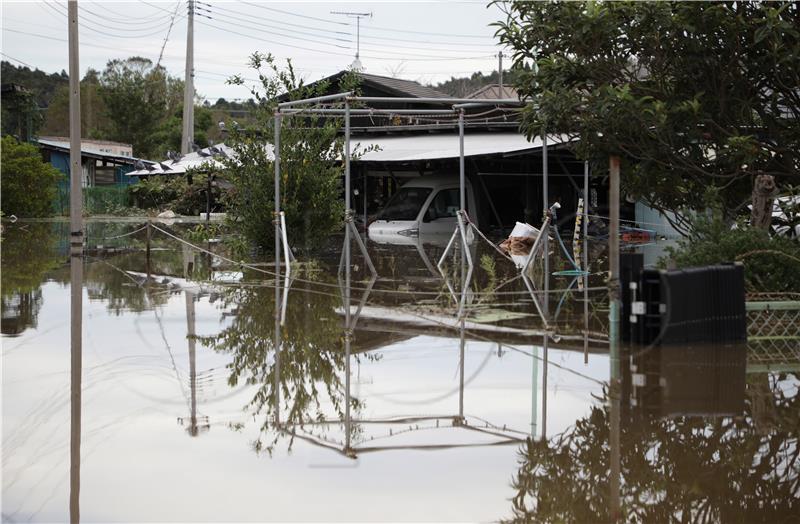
(662, 214, 800, 293)
(1, 135, 63, 217)
(223, 53, 363, 252)
(98, 57, 184, 158)
(494, 2, 800, 225)
(200, 277, 364, 455)
(505, 375, 799, 522)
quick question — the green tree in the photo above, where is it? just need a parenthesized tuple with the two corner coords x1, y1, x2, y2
(41, 69, 111, 139)
(504, 375, 799, 522)
(223, 53, 363, 252)
(495, 2, 800, 229)
(148, 104, 214, 159)
(1, 135, 63, 217)
(99, 57, 183, 158)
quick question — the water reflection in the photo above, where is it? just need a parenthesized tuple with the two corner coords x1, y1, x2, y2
(507, 347, 799, 522)
(1, 223, 62, 335)
(2, 220, 798, 521)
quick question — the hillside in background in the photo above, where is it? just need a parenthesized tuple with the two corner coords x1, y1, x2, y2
(1, 61, 68, 107)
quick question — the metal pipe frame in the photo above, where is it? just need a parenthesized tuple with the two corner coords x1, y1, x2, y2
(277, 91, 353, 108)
(281, 108, 456, 116)
(348, 96, 524, 105)
(452, 100, 527, 109)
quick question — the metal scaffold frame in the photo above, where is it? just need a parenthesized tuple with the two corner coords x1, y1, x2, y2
(273, 93, 527, 281)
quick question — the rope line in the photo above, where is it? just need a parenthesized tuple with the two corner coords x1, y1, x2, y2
(148, 224, 607, 297)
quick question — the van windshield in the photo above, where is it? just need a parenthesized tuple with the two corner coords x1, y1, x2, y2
(377, 187, 432, 221)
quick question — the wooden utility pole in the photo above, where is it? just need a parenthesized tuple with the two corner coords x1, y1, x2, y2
(68, 4, 82, 522)
(181, 0, 195, 154)
(68, 0, 82, 245)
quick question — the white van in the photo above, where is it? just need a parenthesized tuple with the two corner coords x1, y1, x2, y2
(367, 175, 479, 243)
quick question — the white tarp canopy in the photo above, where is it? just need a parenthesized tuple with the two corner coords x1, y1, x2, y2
(127, 132, 566, 176)
(354, 132, 569, 162)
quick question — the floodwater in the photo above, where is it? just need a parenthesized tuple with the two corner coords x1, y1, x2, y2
(2, 220, 798, 522)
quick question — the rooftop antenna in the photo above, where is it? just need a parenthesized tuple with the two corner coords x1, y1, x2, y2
(331, 11, 372, 71)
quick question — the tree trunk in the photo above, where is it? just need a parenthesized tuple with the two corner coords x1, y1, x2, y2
(750, 173, 776, 230)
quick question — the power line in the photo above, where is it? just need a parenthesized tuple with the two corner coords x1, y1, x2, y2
(41, 1, 177, 40)
(195, 18, 495, 62)
(85, 0, 173, 23)
(157, 1, 183, 68)
(1, 52, 36, 69)
(215, 2, 500, 51)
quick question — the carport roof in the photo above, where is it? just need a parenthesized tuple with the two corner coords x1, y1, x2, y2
(353, 132, 570, 163)
(126, 132, 571, 175)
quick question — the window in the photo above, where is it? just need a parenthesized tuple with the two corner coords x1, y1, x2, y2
(425, 188, 460, 221)
(377, 187, 432, 221)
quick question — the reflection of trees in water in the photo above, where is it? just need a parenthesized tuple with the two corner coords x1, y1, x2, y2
(1, 223, 61, 335)
(1, 289, 43, 336)
(83, 249, 185, 314)
(506, 374, 799, 523)
(202, 281, 365, 455)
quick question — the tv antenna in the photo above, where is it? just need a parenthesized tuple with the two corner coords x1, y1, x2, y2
(331, 11, 372, 71)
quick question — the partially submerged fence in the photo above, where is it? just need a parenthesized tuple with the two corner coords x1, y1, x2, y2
(746, 296, 800, 373)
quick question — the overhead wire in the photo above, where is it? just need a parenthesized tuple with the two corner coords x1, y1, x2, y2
(209, 2, 501, 54)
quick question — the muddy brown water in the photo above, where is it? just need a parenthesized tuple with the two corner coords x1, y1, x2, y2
(2, 221, 797, 522)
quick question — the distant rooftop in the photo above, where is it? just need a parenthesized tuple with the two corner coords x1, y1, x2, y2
(467, 84, 519, 100)
(357, 72, 450, 99)
(280, 70, 450, 101)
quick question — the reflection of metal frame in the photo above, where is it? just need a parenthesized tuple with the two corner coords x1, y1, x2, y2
(284, 251, 525, 459)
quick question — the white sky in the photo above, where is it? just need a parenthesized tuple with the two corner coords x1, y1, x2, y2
(1, 0, 508, 102)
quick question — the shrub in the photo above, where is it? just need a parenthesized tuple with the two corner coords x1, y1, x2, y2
(661, 215, 800, 293)
(1, 135, 63, 217)
(223, 54, 363, 252)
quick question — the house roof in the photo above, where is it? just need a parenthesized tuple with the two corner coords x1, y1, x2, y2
(278, 70, 449, 101)
(36, 138, 143, 165)
(357, 72, 450, 99)
(467, 84, 519, 100)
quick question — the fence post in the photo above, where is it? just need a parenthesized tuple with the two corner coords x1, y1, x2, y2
(145, 221, 151, 278)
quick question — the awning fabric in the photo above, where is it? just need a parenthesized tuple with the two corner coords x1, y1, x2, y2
(127, 133, 567, 176)
(354, 133, 568, 162)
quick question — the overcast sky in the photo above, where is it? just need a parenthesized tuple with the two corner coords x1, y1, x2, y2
(1, 0, 508, 101)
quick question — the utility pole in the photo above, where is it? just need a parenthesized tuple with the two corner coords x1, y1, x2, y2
(68, 0, 82, 246)
(331, 11, 372, 71)
(181, 0, 195, 155)
(67, 4, 82, 522)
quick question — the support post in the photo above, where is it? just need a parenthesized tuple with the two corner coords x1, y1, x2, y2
(530, 345, 538, 436)
(608, 154, 622, 519)
(458, 318, 465, 423)
(345, 100, 351, 214)
(458, 109, 465, 213)
(181, 0, 194, 154)
(541, 333, 548, 441)
(542, 131, 549, 319)
(145, 221, 152, 278)
(273, 112, 282, 432)
(274, 113, 281, 265)
(185, 291, 198, 436)
(584, 161, 589, 364)
(68, 0, 82, 247)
